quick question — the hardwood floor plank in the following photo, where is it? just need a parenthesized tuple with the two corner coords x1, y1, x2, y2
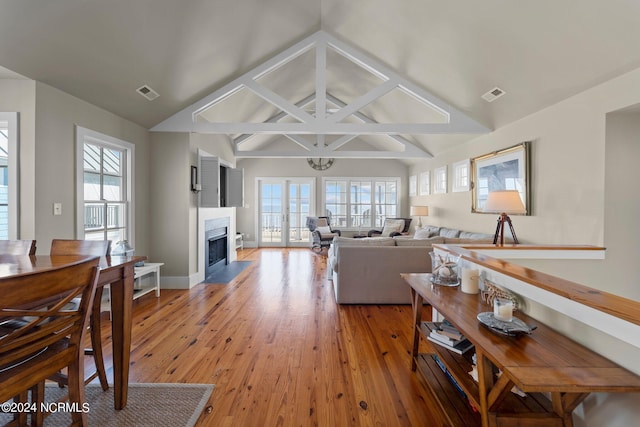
(93, 248, 448, 426)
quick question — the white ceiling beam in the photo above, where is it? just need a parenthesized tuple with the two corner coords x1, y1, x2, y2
(152, 34, 319, 132)
(243, 78, 314, 122)
(236, 150, 430, 159)
(327, 79, 396, 123)
(326, 134, 358, 150)
(176, 121, 485, 134)
(234, 94, 316, 145)
(284, 134, 314, 150)
(315, 42, 327, 120)
(320, 32, 481, 127)
(326, 94, 433, 157)
(152, 30, 490, 143)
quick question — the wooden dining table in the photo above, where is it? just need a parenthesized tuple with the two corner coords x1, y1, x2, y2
(0, 254, 146, 410)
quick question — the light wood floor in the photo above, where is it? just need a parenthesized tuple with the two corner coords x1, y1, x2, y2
(97, 248, 447, 426)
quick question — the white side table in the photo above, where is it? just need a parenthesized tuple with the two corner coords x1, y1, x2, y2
(103, 262, 163, 318)
(235, 233, 244, 250)
(133, 262, 164, 299)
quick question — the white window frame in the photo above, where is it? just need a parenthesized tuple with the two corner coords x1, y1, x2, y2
(322, 176, 401, 230)
(452, 159, 470, 192)
(419, 171, 430, 196)
(434, 166, 447, 194)
(0, 112, 19, 239)
(75, 126, 135, 246)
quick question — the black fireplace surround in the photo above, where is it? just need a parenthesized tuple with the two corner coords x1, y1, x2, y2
(204, 217, 230, 278)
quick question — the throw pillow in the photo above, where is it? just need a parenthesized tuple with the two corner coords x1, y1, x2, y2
(381, 219, 405, 236)
(413, 227, 432, 239)
(317, 226, 332, 235)
(439, 228, 461, 238)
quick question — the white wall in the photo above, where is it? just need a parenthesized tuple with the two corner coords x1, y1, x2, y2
(421, 69, 640, 427)
(33, 82, 150, 255)
(148, 131, 237, 286)
(0, 79, 36, 239)
(236, 157, 409, 246)
(410, 67, 640, 302)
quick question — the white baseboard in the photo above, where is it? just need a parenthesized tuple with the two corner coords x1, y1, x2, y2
(160, 276, 192, 289)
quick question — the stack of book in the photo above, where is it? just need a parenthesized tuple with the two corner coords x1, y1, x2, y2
(424, 320, 474, 355)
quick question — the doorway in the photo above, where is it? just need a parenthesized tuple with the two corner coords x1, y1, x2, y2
(258, 178, 315, 247)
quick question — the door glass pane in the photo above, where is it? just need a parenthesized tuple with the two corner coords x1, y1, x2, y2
(350, 181, 372, 228)
(325, 180, 347, 228)
(288, 183, 310, 243)
(261, 183, 283, 243)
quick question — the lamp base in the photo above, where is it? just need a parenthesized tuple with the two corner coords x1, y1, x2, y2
(493, 213, 520, 245)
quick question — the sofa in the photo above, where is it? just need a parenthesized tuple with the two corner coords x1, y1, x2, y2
(327, 225, 495, 304)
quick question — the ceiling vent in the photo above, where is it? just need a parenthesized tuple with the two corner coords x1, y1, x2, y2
(481, 87, 506, 102)
(136, 84, 160, 101)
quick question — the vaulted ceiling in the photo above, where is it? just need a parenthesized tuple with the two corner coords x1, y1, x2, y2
(2, 0, 640, 159)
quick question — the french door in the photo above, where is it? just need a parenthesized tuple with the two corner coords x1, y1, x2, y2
(258, 178, 315, 247)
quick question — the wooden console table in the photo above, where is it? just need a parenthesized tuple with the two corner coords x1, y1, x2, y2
(402, 272, 640, 427)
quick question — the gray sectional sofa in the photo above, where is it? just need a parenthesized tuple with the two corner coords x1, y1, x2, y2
(327, 225, 495, 304)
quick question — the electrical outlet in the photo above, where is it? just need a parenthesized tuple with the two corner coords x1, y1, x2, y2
(53, 202, 62, 216)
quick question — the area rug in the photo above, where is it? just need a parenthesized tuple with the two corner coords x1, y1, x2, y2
(1, 383, 214, 427)
(203, 260, 252, 284)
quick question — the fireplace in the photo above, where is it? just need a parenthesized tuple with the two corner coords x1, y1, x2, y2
(204, 217, 230, 278)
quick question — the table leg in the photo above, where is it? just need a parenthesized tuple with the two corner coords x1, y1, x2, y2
(410, 288, 422, 372)
(476, 350, 494, 427)
(109, 270, 134, 410)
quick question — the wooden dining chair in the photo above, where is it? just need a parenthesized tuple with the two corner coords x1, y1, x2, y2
(50, 239, 111, 391)
(0, 239, 36, 255)
(0, 256, 100, 427)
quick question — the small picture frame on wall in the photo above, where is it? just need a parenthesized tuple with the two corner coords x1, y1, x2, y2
(433, 166, 447, 194)
(409, 175, 417, 196)
(419, 171, 430, 195)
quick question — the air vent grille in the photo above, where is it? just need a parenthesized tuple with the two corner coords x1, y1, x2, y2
(481, 87, 505, 102)
(136, 85, 160, 101)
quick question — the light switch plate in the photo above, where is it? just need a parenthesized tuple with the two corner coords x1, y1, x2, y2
(53, 202, 62, 215)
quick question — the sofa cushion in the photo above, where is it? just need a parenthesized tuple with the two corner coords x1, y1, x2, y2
(459, 231, 494, 240)
(395, 236, 445, 247)
(381, 219, 406, 236)
(439, 228, 461, 238)
(332, 236, 396, 246)
(444, 237, 494, 244)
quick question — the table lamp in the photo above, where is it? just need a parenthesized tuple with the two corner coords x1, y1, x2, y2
(410, 206, 429, 228)
(483, 191, 526, 245)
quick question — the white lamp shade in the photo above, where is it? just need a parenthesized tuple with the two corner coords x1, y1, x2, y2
(410, 206, 429, 216)
(483, 191, 526, 214)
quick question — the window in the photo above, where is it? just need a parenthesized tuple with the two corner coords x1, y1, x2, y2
(0, 112, 18, 240)
(434, 166, 447, 194)
(323, 177, 400, 229)
(452, 159, 470, 192)
(76, 127, 134, 245)
(419, 171, 430, 196)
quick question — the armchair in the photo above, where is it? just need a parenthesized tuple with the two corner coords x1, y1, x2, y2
(307, 216, 341, 253)
(368, 218, 412, 237)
